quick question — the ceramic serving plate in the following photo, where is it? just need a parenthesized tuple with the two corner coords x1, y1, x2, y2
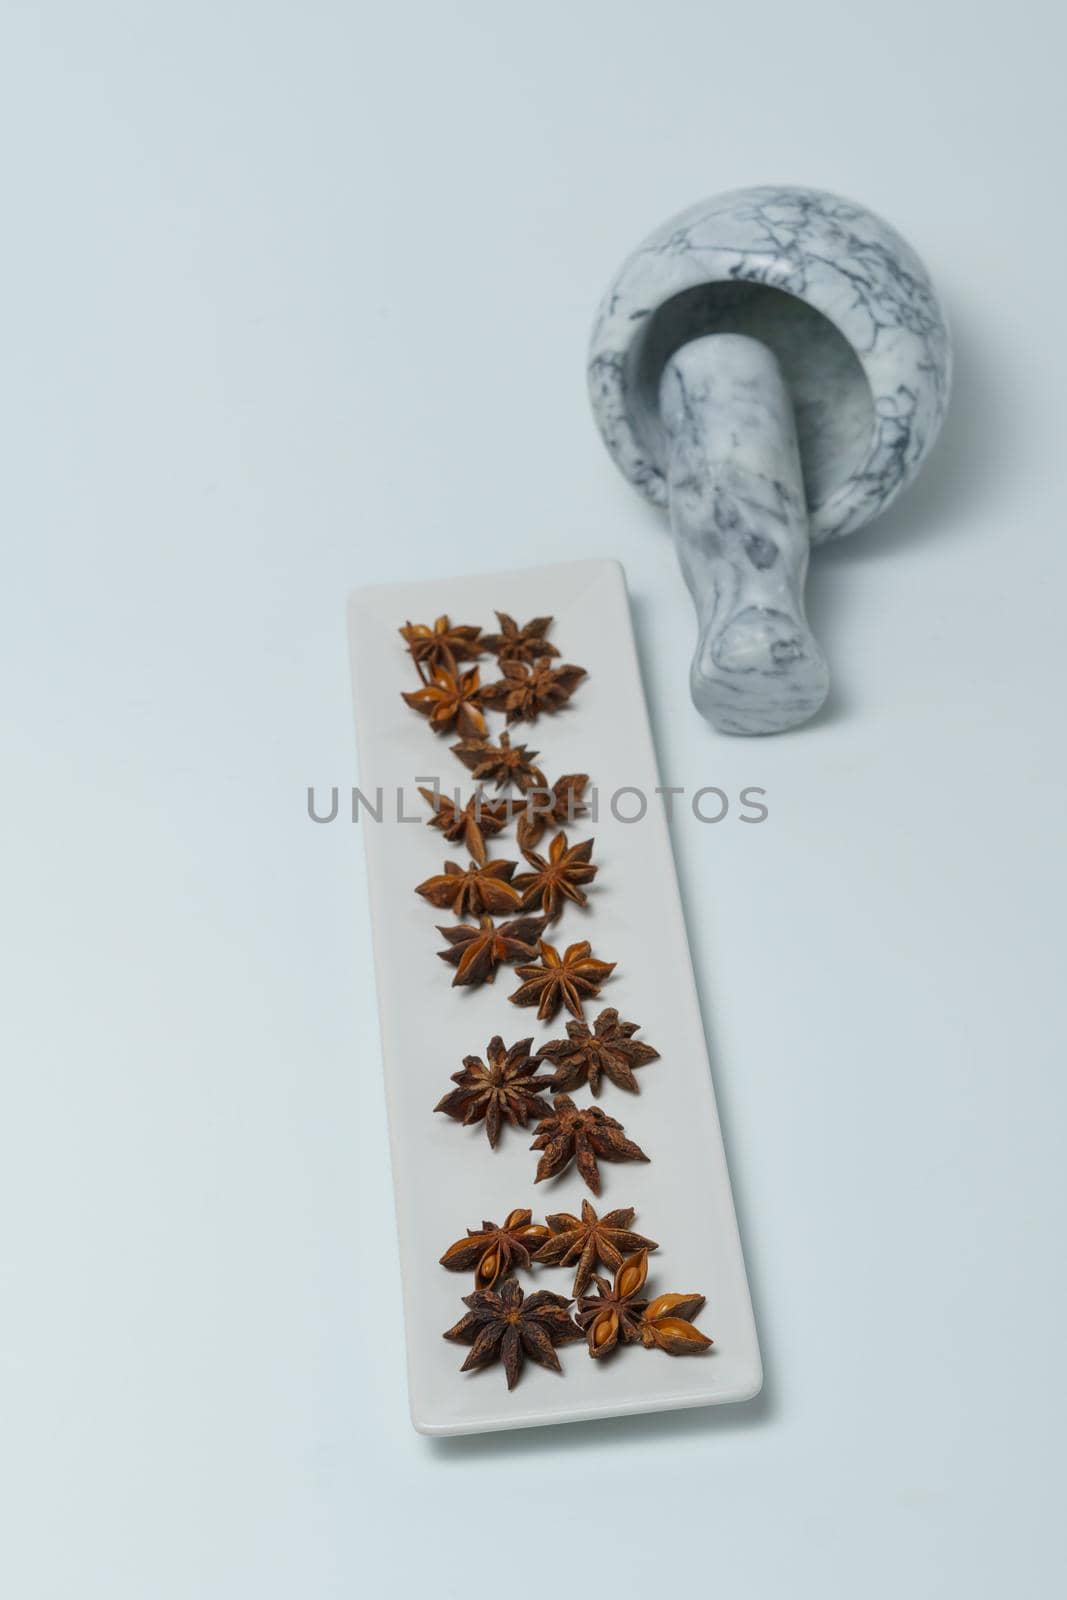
(347, 559, 761, 1434)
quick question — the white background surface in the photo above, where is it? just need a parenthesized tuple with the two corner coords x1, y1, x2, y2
(2, 1, 1064, 1595)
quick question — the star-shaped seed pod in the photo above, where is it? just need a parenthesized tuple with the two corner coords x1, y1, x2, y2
(515, 773, 590, 851)
(399, 615, 483, 676)
(435, 914, 547, 987)
(439, 1208, 551, 1291)
(532, 1200, 658, 1297)
(480, 611, 560, 665)
(443, 1277, 581, 1390)
(418, 786, 511, 865)
(638, 1292, 713, 1355)
(513, 831, 598, 921)
(402, 665, 487, 739)
(575, 1250, 651, 1358)
(536, 1007, 660, 1096)
(434, 1036, 554, 1147)
(481, 657, 587, 724)
(509, 939, 616, 1022)
(415, 856, 521, 918)
(451, 732, 546, 793)
(530, 1093, 649, 1194)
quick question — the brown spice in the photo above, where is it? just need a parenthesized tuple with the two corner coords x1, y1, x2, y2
(533, 1200, 658, 1298)
(481, 657, 587, 724)
(509, 938, 616, 1022)
(639, 1292, 713, 1355)
(480, 612, 559, 665)
(575, 1250, 651, 1358)
(451, 731, 545, 793)
(439, 1209, 551, 1291)
(515, 773, 590, 851)
(415, 856, 521, 917)
(435, 913, 547, 987)
(443, 1277, 581, 1390)
(530, 1093, 649, 1194)
(434, 1035, 554, 1147)
(514, 830, 598, 920)
(418, 786, 510, 865)
(402, 664, 487, 739)
(399, 616, 482, 676)
(536, 1007, 660, 1095)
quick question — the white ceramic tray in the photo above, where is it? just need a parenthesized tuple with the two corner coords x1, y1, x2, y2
(348, 559, 761, 1434)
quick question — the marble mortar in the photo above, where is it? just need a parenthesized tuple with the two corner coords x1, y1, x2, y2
(588, 185, 952, 734)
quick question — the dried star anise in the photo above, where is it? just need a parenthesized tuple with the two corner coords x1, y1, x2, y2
(451, 731, 546, 793)
(514, 830, 598, 920)
(509, 939, 616, 1022)
(480, 611, 560, 665)
(443, 1277, 580, 1390)
(639, 1292, 713, 1355)
(435, 913, 547, 987)
(515, 773, 590, 851)
(434, 1035, 553, 1147)
(402, 664, 487, 739)
(536, 1007, 660, 1096)
(440, 1208, 551, 1291)
(530, 1093, 649, 1194)
(575, 1250, 651, 1358)
(418, 786, 511, 865)
(533, 1200, 658, 1297)
(481, 656, 587, 724)
(400, 615, 482, 676)
(415, 856, 521, 917)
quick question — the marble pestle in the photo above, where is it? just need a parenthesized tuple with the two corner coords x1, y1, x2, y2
(659, 333, 828, 734)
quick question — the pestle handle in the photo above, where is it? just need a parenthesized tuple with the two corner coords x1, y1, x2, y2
(659, 334, 830, 736)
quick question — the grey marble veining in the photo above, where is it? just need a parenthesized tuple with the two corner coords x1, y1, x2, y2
(587, 185, 952, 733)
(662, 334, 829, 733)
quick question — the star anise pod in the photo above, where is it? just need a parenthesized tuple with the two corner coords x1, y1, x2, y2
(575, 1250, 651, 1358)
(401, 665, 487, 739)
(443, 1277, 580, 1390)
(638, 1292, 713, 1355)
(481, 657, 587, 724)
(514, 830, 598, 920)
(509, 939, 616, 1022)
(536, 1007, 660, 1096)
(418, 787, 511, 865)
(530, 1093, 649, 1194)
(399, 615, 482, 676)
(532, 1200, 658, 1297)
(480, 611, 560, 665)
(451, 731, 546, 793)
(515, 773, 590, 851)
(435, 913, 547, 987)
(434, 1035, 553, 1147)
(415, 856, 521, 917)
(440, 1208, 551, 1291)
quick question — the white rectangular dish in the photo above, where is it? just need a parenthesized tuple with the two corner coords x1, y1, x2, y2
(348, 558, 761, 1434)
